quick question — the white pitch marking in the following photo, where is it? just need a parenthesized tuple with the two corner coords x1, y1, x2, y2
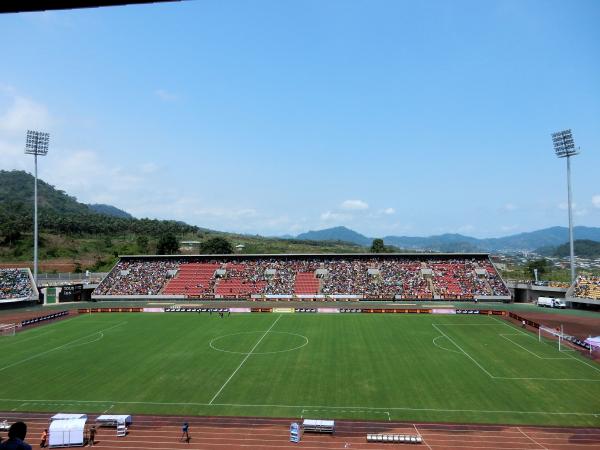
(209, 331, 308, 355)
(0, 328, 57, 347)
(0, 322, 126, 373)
(10, 402, 27, 411)
(1, 397, 597, 417)
(62, 332, 105, 350)
(414, 424, 432, 450)
(432, 335, 461, 354)
(517, 426, 548, 450)
(432, 323, 495, 378)
(492, 317, 600, 375)
(209, 314, 282, 405)
(500, 334, 569, 360)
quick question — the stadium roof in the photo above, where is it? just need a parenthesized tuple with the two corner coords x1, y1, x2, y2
(0, 1, 180, 14)
(119, 252, 492, 258)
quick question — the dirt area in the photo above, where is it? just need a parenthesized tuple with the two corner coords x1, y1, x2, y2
(516, 311, 600, 340)
(0, 309, 75, 329)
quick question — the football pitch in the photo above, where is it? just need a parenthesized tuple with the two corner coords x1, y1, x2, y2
(1, 313, 599, 427)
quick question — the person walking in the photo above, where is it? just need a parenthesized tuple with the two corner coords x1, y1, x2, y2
(180, 422, 190, 443)
(88, 426, 96, 447)
(39, 429, 48, 448)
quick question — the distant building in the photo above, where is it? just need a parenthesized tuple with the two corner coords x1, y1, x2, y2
(180, 241, 201, 253)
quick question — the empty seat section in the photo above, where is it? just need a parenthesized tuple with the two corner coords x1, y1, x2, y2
(295, 272, 320, 295)
(163, 263, 220, 295)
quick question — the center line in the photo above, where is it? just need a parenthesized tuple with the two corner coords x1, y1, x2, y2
(209, 315, 282, 405)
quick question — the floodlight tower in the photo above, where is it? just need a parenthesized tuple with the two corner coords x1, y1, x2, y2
(551, 129, 579, 283)
(25, 130, 50, 286)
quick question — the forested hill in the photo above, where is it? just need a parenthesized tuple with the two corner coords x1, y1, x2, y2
(0, 170, 199, 237)
(88, 203, 133, 219)
(0, 170, 366, 271)
(537, 240, 600, 259)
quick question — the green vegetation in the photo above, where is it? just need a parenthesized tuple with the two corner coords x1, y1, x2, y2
(370, 238, 385, 253)
(200, 236, 234, 254)
(1, 313, 599, 426)
(552, 240, 600, 258)
(0, 170, 366, 271)
(156, 233, 179, 255)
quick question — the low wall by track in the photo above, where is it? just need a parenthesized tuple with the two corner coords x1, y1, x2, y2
(78, 306, 508, 316)
(91, 294, 511, 303)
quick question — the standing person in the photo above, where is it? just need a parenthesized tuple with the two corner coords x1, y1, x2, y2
(88, 426, 96, 447)
(39, 429, 48, 448)
(0, 421, 32, 450)
(180, 422, 190, 443)
(522, 320, 526, 328)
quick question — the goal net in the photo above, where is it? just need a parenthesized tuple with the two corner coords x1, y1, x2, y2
(538, 325, 571, 352)
(0, 323, 17, 337)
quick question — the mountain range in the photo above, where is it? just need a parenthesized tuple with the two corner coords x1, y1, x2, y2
(294, 226, 600, 253)
(3, 169, 599, 255)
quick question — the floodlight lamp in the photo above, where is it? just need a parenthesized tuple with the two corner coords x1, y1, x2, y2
(551, 129, 578, 158)
(25, 130, 50, 155)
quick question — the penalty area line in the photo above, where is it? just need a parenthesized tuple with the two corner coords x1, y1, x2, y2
(0, 322, 126, 373)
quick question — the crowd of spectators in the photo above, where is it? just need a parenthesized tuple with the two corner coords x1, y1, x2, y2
(573, 275, 600, 300)
(94, 256, 510, 299)
(0, 268, 33, 300)
(95, 259, 178, 295)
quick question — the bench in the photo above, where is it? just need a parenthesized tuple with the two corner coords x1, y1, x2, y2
(366, 433, 423, 444)
(302, 419, 335, 433)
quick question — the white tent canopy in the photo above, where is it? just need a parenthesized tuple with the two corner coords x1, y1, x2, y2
(585, 336, 600, 349)
(51, 413, 88, 421)
(96, 415, 132, 426)
(49, 418, 86, 447)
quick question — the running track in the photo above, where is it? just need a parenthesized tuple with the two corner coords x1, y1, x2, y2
(2, 412, 599, 449)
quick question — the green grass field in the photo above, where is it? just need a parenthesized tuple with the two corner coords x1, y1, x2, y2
(1, 313, 599, 427)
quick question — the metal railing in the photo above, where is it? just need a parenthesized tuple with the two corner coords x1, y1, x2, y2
(37, 272, 107, 283)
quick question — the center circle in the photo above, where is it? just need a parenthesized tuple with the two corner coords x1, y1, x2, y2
(209, 331, 309, 355)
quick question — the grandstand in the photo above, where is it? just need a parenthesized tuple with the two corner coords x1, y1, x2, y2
(0, 268, 38, 303)
(93, 253, 510, 300)
(572, 275, 600, 301)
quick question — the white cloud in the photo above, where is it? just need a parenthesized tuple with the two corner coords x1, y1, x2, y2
(557, 202, 575, 211)
(0, 89, 53, 170)
(0, 91, 52, 133)
(593, 195, 600, 209)
(140, 162, 159, 174)
(320, 211, 346, 221)
(44, 149, 144, 205)
(503, 203, 517, 211)
(500, 225, 519, 232)
(457, 224, 475, 234)
(340, 199, 369, 210)
(380, 207, 395, 215)
(154, 89, 178, 102)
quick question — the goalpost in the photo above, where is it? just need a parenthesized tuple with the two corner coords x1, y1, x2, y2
(538, 325, 568, 352)
(0, 323, 17, 337)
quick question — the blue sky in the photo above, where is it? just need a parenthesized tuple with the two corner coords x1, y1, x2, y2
(0, 0, 599, 238)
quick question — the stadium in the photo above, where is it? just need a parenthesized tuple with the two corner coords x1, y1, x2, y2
(1, 254, 600, 449)
(1, 1, 600, 449)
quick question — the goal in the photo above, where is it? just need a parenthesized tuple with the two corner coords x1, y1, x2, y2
(538, 325, 569, 352)
(0, 323, 17, 337)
